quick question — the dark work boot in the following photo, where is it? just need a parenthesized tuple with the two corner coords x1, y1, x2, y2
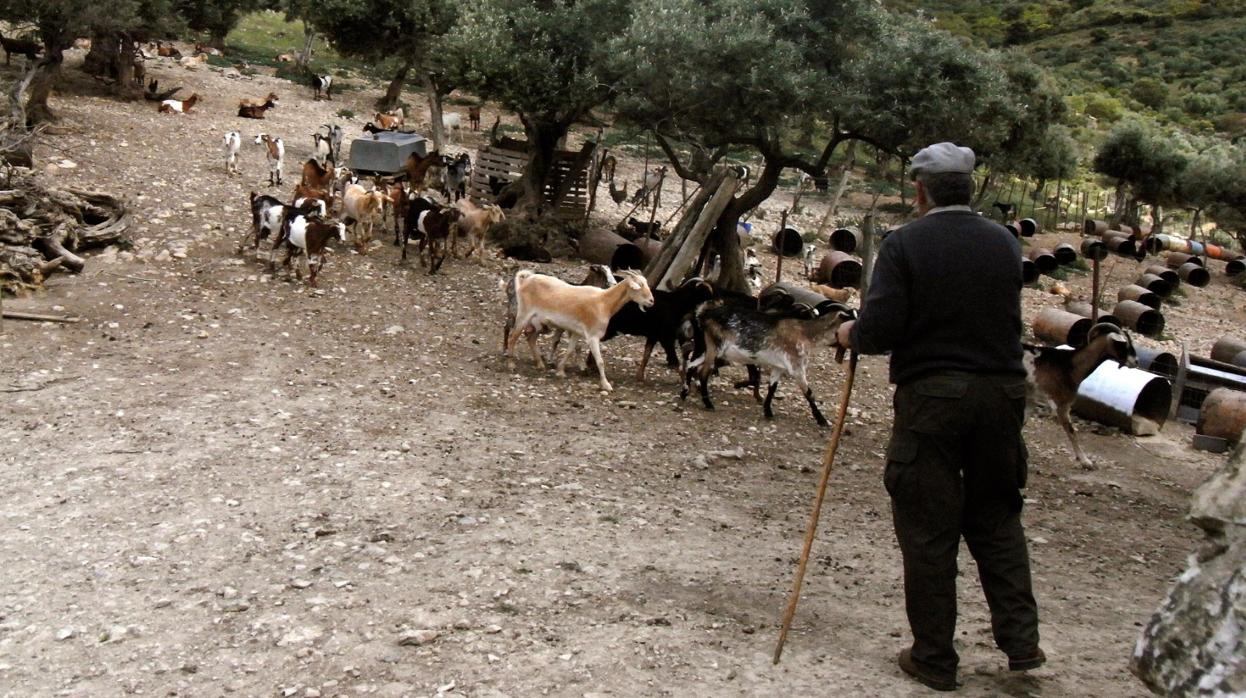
(898, 649, 958, 691)
(1008, 647, 1047, 671)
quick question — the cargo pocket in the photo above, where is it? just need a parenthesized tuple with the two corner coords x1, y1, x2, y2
(901, 377, 970, 434)
(883, 432, 919, 499)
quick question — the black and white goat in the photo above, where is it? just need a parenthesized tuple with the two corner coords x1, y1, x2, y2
(249, 191, 286, 250)
(311, 74, 333, 100)
(1023, 322, 1137, 469)
(442, 152, 471, 201)
(683, 298, 855, 426)
(745, 248, 763, 293)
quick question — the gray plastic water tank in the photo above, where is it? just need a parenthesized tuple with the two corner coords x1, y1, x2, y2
(348, 131, 429, 175)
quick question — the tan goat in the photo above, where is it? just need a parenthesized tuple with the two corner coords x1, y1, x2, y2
(453, 198, 505, 260)
(507, 269, 654, 391)
(341, 183, 388, 254)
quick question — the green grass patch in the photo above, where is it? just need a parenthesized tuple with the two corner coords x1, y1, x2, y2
(336, 108, 356, 120)
(221, 11, 367, 80)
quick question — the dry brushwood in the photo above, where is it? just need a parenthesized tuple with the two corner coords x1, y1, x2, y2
(0, 168, 128, 294)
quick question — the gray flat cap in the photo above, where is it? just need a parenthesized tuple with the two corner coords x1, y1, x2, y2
(910, 142, 976, 178)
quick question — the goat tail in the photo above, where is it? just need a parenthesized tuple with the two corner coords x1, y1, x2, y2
(513, 269, 535, 287)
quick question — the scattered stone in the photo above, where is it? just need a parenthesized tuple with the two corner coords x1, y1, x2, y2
(397, 629, 439, 646)
(54, 627, 75, 641)
(221, 599, 251, 613)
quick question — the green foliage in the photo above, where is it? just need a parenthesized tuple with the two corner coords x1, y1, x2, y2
(336, 108, 355, 119)
(223, 11, 352, 73)
(1083, 93, 1125, 122)
(1093, 119, 1189, 206)
(1131, 78, 1169, 110)
(175, 0, 263, 43)
(307, 0, 457, 69)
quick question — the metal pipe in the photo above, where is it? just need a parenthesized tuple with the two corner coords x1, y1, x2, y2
(813, 251, 862, 289)
(1119, 284, 1161, 309)
(772, 227, 804, 257)
(1019, 218, 1038, 237)
(1113, 300, 1165, 337)
(1034, 308, 1092, 347)
(1005, 221, 1021, 238)
(1027, 247, 1058, 274)
(1080, 238, 1108, 261)
(1178, 262, 1211, 288)
(1196, 388, 1246, 443)
(1135, 346, 1179, 379)
(1226, 259, 1245, 277)
(1022, 258, 1039, 284)
(1064, 301, 1118, 328)
(1053, 243, 1078, 265)
(1210, 338, 1246, 365)
(1134, 273, 1173, 298)
(1072, 361, 1172, 435)
(1166, 252, 1202, 269)
(1144, 265, 1179, 286)
(1102, 233, 1137, 257)
(828, 228, 858, 254)
(759, 282, 836, 317)
(1083, 219, 1109, 236)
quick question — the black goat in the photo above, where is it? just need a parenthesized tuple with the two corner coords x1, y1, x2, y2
(624, 217, 661, 241)
(599, 277, 715, 381)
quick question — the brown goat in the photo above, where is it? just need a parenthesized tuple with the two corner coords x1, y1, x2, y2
(374, 109, 404, 130)
(453, 198, 505, 260)
(158, 93, 200, 114)
(468, 106, 481, 131)
(237, 101, 276, 119)
(403, 150, 442, 191)
(1024, 322, 1138, 469)
(299, 158, 334, 191)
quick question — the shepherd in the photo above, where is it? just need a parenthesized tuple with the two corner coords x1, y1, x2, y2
(835, 142, 1045, 691)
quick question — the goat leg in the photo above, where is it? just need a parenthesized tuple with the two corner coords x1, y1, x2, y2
(1057, 404, 1094, 469)
(636, 338, 656, 382)
(586, 337, 612, 392)
(763, 377, 779, 420)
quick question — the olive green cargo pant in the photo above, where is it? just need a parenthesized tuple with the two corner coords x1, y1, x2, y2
(885, 372, 1040, 676)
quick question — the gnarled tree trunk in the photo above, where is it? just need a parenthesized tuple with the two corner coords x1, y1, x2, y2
(25, 46, 63, 126)
(517, 116, 570, 219)
(424, 71, 445, 152)
(377, 61, 411, 112)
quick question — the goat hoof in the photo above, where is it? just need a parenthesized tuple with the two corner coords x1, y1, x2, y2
(816, 418, 830, 428)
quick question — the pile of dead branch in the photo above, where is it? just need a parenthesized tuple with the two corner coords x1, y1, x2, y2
(0, 168, 128, 294)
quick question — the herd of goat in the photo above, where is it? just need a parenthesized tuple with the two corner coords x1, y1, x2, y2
(145, 58, 1138, 465)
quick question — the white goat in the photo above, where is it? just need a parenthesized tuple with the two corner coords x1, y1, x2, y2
(223, 130, 241, 175)
(507, 269, 655, 391)
(442, 112, 462, 142)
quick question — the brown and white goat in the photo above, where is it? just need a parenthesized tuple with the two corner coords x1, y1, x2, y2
(272, 213, 346, 286)
(238, 93, 278, 119)
(1024, 322, 1137, 469)
(684, 299, 855, 426)
(158, 93, 200, 114)
(255, 134, 284, 186)
(374, 108, 404, 131)
(341, 183, 388, 254)
(507, 269, 655, 392)
(402, 197, 461, 272)
(453, 198, 505, 260)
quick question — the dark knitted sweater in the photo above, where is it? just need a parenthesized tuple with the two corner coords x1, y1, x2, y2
(850, 209, 1025, 385)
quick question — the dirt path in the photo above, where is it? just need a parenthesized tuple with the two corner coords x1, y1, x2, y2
(0, 49, 1224, 698)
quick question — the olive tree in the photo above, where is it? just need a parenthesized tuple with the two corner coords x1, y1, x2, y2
(1093, 120, 1189, 233)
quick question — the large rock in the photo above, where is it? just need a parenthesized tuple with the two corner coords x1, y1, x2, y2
(1131, 440, 1246, 695)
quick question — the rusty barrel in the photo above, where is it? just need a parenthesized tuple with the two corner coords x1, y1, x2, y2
(1178, 262, 1210, 288)
(1022, 258, 1039, 284)
(577, 227, 645, 271)
(1119, 284, 1161, 309)
(814, 251, 862, 289)
(1065, 301, 1119, 328)
(1135, 273, 1173, 298)
(1197, 388, 1246, 443)
(758, 282, 835, 317)
(1053, 243, 1078, 265)
(1102, 232, 1136, 257)
(1004, 221, 1021, 238)
(1113, 300, 1165, 337)
(1080, 238, 1108, 262)
(1019, 218, 1038, 237)
(1083, 219, 1109, 236)
(771, 227, 804, 257)
(634, 237, 663, 265)
(1135, 346, 1179, 379)
(828, 228, 858, 254)
(1166, 251, 1202, 269)
(1226, 258, 1245, 277)
(1144, 265, 1180, 286)
(1027, 247, 1058, 274)
(1210, 337, 1246, 365)
(1034, 308, 1092, 347)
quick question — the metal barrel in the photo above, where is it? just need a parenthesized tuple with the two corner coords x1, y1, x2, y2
(1084, 219, 1109, 236)
(1226, 259, 1245, 277)
(1053, 243, 1078, 265)
(1064, 301, 1119, 328)
(1144, 265, 1180, 286)
(1235, 352, 1246, 370)
(1143, 234, 1168, 255)
(1196, 388, 1246, 443)
(1113, 300, 1165, 337)
(1005, 221, 1021, 238)
(1027, 247, 1058, 274)
(1210, 337, 1246, 365)
(634, 237, 663, 265)
(1166, 251, 1202, 269)
(1019, 218, 1038, 237)
(1022, 258, 1039, 284)
(1072, 361, 1172, 435)
(771, 227, 804, 257)
(1102, 232, 1137, 257)
(1080, 238, 1108, 261)
(814, 251, 862, 289)
(1119, 284, 1161, 309)
(828, 228, 858, 254)
(1178, 262, 1211, 288)
(1135, 273, 1173, 298)
(758, 282, 834, 317)
(1034, 308, 1092, 347)
(1135, 346, 1179, 379)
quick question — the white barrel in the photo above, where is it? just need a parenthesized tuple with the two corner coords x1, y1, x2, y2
(1072, 361, 1172, 435)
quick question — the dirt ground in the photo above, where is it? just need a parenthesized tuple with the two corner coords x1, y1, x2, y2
(0, 47, 1235, 698)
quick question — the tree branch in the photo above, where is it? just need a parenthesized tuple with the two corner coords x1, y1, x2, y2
(653, 131, 704, 184)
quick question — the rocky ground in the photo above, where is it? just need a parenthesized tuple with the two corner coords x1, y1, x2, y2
(0, 47, 1238, 698)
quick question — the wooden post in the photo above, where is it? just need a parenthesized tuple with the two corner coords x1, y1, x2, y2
(775, 209, 789, 283)
(1079, 191, 1088, 232)
(1170, 342, 1188, 423)
(657, 174, 738, 291)
(1052, 179, 1063, 230)
(1091, 256, 1101, 323)
(815, 141, 857, 240)
(645, 168, 665, 234)
(644, 171, 725, 286)
(586, 141, 605, 217)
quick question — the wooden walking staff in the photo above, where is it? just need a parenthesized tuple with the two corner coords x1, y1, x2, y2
(773, 215, 874, 664)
